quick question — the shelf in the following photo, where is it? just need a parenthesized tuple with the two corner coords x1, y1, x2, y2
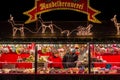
(92, 62, 120, 63)
(0, 62, 34, 63)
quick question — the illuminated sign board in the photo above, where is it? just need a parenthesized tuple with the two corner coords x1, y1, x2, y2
(23, 0, 101, 24)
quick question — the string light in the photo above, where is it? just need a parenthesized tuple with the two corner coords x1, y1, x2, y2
(111, 15, 120, 35)
(8, 14, 25, 37)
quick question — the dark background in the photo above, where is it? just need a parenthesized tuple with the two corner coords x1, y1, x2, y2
(0, 0, 120, 22)
(0, 0, 120, 38)
(0, 1, 120, 79)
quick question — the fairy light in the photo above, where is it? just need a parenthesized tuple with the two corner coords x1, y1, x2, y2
(38, 15, 54, 34)
(8, 14, 25, 37)
(111, 15, 120, 35)
(76, 24, 93, 36)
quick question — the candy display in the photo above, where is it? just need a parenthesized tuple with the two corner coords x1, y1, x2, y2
(0, 68, 34, 74)
(90, 43, 120, 74)
(0, 43, 35, 74)
(0, 43, 120, 74)
(37, 67, 88, 74)
(37, 44, 89, 74)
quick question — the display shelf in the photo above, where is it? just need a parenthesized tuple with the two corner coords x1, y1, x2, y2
(0, 62, 34, 63)
(0, 42, 120, 75)
(90, 43, 120, 75)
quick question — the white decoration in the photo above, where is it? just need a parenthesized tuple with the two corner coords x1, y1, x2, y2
(38, 15, 54, 34)
(8, 14, 25, 37)
(76, 24, 93, 36)
(111, 15, 120, 35)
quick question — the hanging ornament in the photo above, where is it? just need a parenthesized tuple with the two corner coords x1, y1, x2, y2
(29, 49, 35, 55)
(16, 46, 21, 55)
(11, 45, 16, 52)
(3, 47, 9, 53)
(0, 45, 3, 54)
(41, 47, 47, 54)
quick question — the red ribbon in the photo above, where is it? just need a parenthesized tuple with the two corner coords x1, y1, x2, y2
(23, 0, 101, 24)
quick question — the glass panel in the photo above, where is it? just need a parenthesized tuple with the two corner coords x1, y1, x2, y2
(37, 43, 89, 74)
(0, 43, 35, 74)
(90, 43, 120, 74)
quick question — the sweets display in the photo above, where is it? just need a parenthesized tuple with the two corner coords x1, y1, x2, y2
(0, 43, 35, 74)
(36, 44, 89, 74)
(0, 68, 34, 74)
(90, 44, 120, 74)
(0, 43, 120, 74)
(37, 67, 88, 74)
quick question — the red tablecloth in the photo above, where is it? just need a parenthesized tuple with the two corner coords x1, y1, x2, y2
(0, 62, 33, 68)
(0, 53, 30, 62)
(92, 52, 120, 67)
(0, 53, 33, 69)
(93, 62, 120, 67)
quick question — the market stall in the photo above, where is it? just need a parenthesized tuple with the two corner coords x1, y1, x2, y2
(90, 43, 120, 74)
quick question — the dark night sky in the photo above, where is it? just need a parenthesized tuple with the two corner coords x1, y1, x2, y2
(0, 0, 120, 22)
(0, 0, 120, 38)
